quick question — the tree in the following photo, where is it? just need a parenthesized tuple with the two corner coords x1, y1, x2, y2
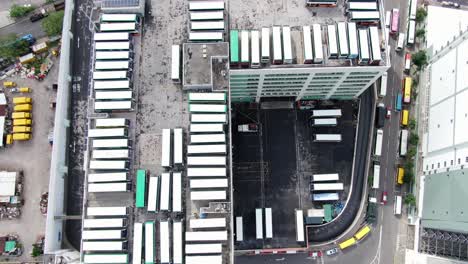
(409, 119, 417, 130)
(416, 28, 426, 39)
(416, 7, 427, 23)
(41, 11, 64, 36)
(0, 34, 30, 60)
(404, 194, 417, 207)
(409, 133, 419, 145)
(407, 146, 417, 159)
(9, 4, 35, 18)
(404, 169, 414, 183)
(412, 50, 428, 70)
(404, 160, 414, 172)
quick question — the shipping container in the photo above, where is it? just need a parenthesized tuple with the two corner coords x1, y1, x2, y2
(87, 206, 127, 216)
(261, 27, 270, 63)
(190, 190, 226, 200)
(83, 218, 126, 229)
(94, 32, 130, 41)
(187, 167, 226, 177)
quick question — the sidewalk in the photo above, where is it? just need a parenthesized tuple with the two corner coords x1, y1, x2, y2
(0, 0, 48, 28)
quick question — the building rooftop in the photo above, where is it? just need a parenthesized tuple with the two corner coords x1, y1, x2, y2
(421, 168, 468, 233)
(183, 42, 229, 89)
(426, 5, 468, 53)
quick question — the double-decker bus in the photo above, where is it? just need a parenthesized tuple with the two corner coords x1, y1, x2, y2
(390, 9, 400, 34)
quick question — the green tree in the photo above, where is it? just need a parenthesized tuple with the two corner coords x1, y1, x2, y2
(404, 194, 417, 207)
(0, 34, 30, 60)
(41, 11, 64, 36)
(407, 146, 417, 159)
(403, 168, 414, 183)
(409, 119, 417, 130)
(416, 28, 426, 39)
(404, 160, 414, 172)
(409, 133, 419, 146)
(416, 7, 427, 23)
(9, 4, 35, 18)
(412, 50, 428, 70)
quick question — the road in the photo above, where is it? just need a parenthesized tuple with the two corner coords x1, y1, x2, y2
(0, 16, 46, 39)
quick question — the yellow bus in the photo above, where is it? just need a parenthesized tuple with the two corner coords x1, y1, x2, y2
(339, 237, 356, 250)
(401, 110, 409, 126)
(12, 112, 31, 119)
(354, 225, 371, 241)
(13, 97, 32, 104)
(12, 133, 31, 141)
(397, 167, 404, 184)
(13, 104, 32, 112)
(403, 77, 412, 103)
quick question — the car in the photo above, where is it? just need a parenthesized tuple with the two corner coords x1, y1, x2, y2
(382, 191, 388, 205)
(326, 248, 339, 256)
(386, 107, 391, 118)
(309, 251, 322, 258)
(30, 13, 45, 22)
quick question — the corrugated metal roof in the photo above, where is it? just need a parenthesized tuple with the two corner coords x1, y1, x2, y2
(102, 0, 139, 8)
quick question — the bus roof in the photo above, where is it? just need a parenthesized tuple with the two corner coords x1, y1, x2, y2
(354, 225, 371, 240)
(135, 169, 146, 208)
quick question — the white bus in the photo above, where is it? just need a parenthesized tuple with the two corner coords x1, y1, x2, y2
(396, 32, 405, 51)
(88, 172, 128, 183)
(190, 190, 226, 201)
(147, 176, 159, 212)
(86, 206, 127, 217)
(96, 51, 130, 60)
(95, 41, 131, 51)
(283, 26, 292, 64)
(347, 22, 359, 59)
(409, 0, 417, 20)
(187, 167, 226, 177)
(236, 216, 243, 241)
(190, 134, 225, 144)
(94, 32, 130, 41)
(160, 173, 171, 211)
(372, 164, 380, 189)
(92, 149, 129, 159)
(394, 195, 402, 215)
(187, 144, 226, 154)
(83, 218, 126, 229)
(100, 22, 136, 32)
(327, 24, 338, 58)
(189, 104, 227, 113)
(185, 243, 222, 254)
(313, 134, 342, 142)
(185, 231, 228, 241)
(188, 92, 226, 103)
(94, 101, 132, 111)
(171, 45, 180, 83)
(189, 1, 224, 10)
(161, 128, 172, 167)
(312, 193, 339, 201)
(187, 156, 226, 166)
(369, 27, 381, 64)
(265, 207, 273, 238)
(379, 72, 388, 97)
(190, 218, 226, 229)
(312, 24, 324, 63)
(311, 109, 342, 117)
(189, 32, 223, 41)
(312, 173, 339, 182)
(256, 208, 263, 239)
(190, 11, 224, 20)
(82, 230, 125, 240)
(407, 20, 416, 46)
(160, 221, 170, 264)
(347, 2, 377, 11)
(312, 118, 337, 126)
(191, 21, 224, 31)
(240, 30, 249, 65)
(358, 29, 370, 65)
(400, 129, 408, 156)
(190, 178, 228, 188)
(83, 254, 128, 263)
(173, 221, 183, 264)
(302, 26, 313, 64)
(94, 80, 131, 90)
(296, 210, 305, 242)
(95, 118, 128, 128)
(101, 14, 138, 23)
(82, 241, 126, 251)
(145, 221, 154, 263)
(88, 182, 129, 193)
(93, 71, 128, 80)
(132, 223, 143, 264)
(374, 129, 384, 156)
(191, 114, 227, 123)
(337, 22, 349, 58)
(172, 172, 182, 212)
(190, 124, 224, 133)
(272, 26, 282, 64)
(88, 128, 127, 138)
(186, 256, 222, 264)
(93, 139, 129, 149)
(89, 160, 129, 170)
(95, 60, 129, 70)
(312, 183, 344, 191)
(173, 128, 183, 165)
(251, 30, 260, 68)
(385, 11, 392, 28)
(261, 27, 270, 63)
(349, 11, 380, 22)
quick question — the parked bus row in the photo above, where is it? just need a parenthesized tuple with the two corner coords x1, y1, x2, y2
(188, 1, 225, 42)
(338, 224, 372, 251)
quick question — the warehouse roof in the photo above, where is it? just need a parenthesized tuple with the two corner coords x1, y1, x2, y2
(0, 171, 17, 197)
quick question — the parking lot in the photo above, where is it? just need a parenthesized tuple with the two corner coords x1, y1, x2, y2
(232, 100, 357, 250)
(0, 58, 59, 260)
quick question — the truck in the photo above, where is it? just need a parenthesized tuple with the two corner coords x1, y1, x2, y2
(238, 124, 259, 132)
(374, 129, 383, 156)
(376, 103, 386, 128)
